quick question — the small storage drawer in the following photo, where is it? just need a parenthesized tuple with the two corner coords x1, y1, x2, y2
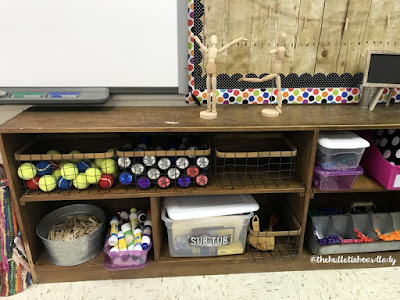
(313, 166, 363, 191)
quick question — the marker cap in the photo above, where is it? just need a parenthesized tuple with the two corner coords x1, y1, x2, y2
(121, 223, 132, 233)
(108, 235, 118, 246)
(133, 244, 143, 251)
(110, 245, 119, 252)
(142, 235, 151, 250)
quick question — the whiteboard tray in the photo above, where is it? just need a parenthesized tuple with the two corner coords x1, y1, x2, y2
(0, 87, 110, 105)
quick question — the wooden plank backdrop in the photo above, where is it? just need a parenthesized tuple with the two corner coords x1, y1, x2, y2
(200, 0, 400, 76)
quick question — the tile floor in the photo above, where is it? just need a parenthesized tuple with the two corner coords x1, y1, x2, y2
(8, 267, 400, 300)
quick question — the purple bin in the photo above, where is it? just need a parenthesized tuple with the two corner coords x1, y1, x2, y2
(313, 165, 363, 191)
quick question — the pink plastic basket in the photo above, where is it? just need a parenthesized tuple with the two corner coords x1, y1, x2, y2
(359, 131, 400, 190)
(103, 233, 152, 271)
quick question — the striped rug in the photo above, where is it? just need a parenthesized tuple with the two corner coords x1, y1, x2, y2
(0, 165, 31, 296)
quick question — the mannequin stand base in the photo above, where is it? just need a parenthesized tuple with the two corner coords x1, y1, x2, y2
(200, 110, 218, 120)
(261, 108, 280, 118)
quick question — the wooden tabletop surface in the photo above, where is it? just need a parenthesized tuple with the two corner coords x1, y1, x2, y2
(1, 104, 400, 133)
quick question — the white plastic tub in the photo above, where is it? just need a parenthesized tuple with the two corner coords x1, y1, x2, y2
(162, 195, 259, 257)
(162, 209, 253, 257)
(316, 131, 370, 170)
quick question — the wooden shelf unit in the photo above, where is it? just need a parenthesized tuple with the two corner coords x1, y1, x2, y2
(1, 105, 400, 284)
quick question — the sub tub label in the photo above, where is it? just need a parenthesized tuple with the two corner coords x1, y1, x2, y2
(189, 235, 231, 246)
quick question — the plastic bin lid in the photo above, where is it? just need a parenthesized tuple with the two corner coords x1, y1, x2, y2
(318, 131, 370, 149)
(314, 165, 364, 176)
(163, 194, 260, 220)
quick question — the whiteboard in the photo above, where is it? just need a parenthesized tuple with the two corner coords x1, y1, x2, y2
(0, 0, 179, 89)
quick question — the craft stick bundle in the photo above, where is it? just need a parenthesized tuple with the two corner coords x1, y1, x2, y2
(48, 214, 100, 241)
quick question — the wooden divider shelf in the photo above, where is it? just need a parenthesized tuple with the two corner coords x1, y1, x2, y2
(19, 177, 305, 204)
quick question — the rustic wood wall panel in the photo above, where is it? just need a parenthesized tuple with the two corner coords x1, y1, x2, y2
(357, 0, 394, 72)
(249, 0, 277, 75)
(277, 0, 300, 74)
(387, 1, 400, 52)
(198, 0, 400, 76)
(291, 0, 325, 74)
(226, 0, 253, 75)
(314, 0, 348, 74)
(203, 0, 230, 72)
(337, 0, 371, 74)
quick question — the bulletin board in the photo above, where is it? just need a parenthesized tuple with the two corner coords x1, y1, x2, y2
(187, 0, 400, 105)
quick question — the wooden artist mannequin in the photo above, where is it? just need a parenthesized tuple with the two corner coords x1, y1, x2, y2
(239, 32, 288, 117)
(193, 35, 248, 120)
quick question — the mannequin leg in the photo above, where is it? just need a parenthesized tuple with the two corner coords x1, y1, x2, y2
(200, 74, 218, 120)
(276, 74, 282, 109)
(211, 75, 217, 113)
(260, 74, 281, 118)
(206, 74, 212, 112)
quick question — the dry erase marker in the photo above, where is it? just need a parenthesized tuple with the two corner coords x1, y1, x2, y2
(12, 92, 44, 98)
(48, 92, 80, 98)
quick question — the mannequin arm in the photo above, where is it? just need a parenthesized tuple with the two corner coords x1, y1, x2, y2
(238, 74, 277, 83)
(218, 37, 248, 53)
(193, 36, 208, 52)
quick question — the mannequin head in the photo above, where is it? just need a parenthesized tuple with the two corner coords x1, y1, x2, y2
(277, 32, 287, 47)
(210, 35, 218, 45)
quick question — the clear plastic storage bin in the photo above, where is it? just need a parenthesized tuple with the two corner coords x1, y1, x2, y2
(162, 210, 253, 257)
(316, 131, 370, 170)
(313, 166, 363, 191)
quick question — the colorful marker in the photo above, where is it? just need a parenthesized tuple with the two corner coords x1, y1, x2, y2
(12, 92, 45, 98)
(48, 92, 80, 98)
(108, 217, 119, 246)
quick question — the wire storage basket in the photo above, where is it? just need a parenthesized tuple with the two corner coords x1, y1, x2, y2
(247, 196, 301, 261)
(116, 134, 211, 190)
(14, 133, 120, 194)
(214, 133, 297, 189)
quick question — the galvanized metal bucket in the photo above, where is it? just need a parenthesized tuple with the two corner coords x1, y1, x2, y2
(36, 204, 105, 266)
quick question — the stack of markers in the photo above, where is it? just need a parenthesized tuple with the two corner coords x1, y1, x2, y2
(117, 136, 210, 190)
(107, 208, 152, 252)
